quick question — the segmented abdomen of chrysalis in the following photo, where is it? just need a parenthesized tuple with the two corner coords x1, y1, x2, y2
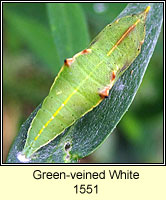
(22, 6, 150, 159)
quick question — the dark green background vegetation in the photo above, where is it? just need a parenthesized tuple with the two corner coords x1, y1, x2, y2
(3, 3, 163, 163)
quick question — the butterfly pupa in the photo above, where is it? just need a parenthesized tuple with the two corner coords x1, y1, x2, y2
(20, 6, 150, 160)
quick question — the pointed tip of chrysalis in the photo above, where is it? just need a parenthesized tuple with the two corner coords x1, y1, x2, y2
(144, 6, 151, 14)
(143, 6, 151, 18)
(139, 6, 151, 22)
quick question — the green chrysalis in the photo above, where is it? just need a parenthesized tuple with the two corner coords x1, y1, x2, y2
(19, 6, 150, 161)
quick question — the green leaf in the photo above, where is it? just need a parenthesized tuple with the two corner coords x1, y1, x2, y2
(47, 3, 90, 62)
(6, 3, 163, 163)
(4, 9, 60, 74)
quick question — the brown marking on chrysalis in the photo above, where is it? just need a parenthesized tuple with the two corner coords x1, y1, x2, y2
(140, 39, 144, 45)
(64, 49, 91, 67)
(111, 71, 116, 81)
(64, 58, 74, 67)
(81, 49, 92, 54)
(99, 87, 110, 99)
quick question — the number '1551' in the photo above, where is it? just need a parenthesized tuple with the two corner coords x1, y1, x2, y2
(74, 184, 98, 194)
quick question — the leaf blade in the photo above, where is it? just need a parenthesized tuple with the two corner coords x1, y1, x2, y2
(4, 9, 60, 74)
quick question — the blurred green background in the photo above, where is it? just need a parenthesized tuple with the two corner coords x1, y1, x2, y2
(3, 3, 163, 163)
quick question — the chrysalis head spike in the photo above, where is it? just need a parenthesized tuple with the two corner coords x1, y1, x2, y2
(139, 6, 151, 22)
(144, 6, 151, 14)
